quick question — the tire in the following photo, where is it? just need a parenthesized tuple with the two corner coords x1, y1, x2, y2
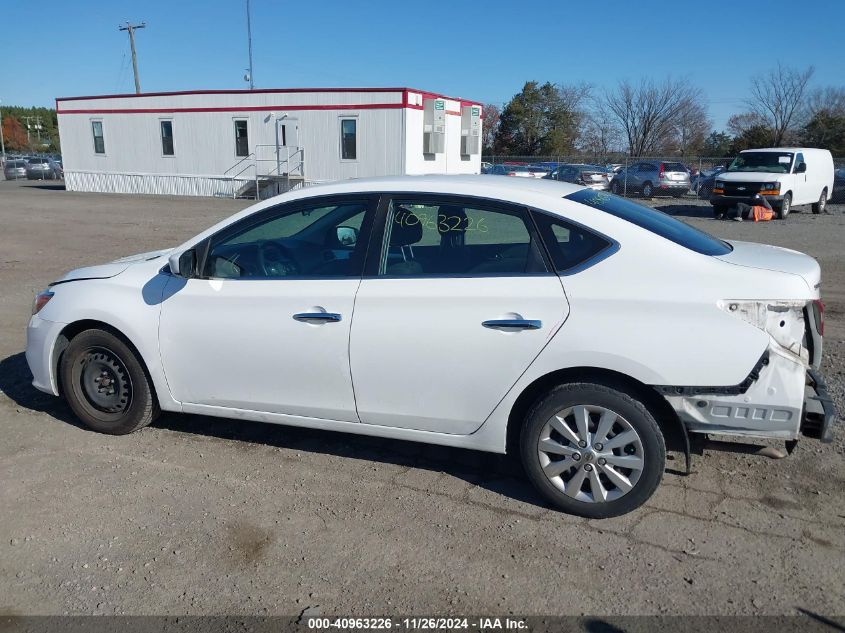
(520, 382, 665, 518)
(811, 189, 827, 214)
(60, 328, 159, 435)
(776, 193, 792, 219)
(610, 180, 622, 195)
(641, 182, 653, 198)
(699, 183, 712, 199)
(712, 204, 727, 219)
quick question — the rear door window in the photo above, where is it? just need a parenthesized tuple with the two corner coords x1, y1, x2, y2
(375, 197, 547, 276)
(531, 212, 614, 273)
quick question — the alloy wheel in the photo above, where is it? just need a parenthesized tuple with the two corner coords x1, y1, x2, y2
(537, 405, 644, 503)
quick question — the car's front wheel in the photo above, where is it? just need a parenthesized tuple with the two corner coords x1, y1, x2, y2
(60, 328, 159, 435)
(520, 383, 665, 518)
(776, 193, 792, 219)
(641, 182, 653, 198)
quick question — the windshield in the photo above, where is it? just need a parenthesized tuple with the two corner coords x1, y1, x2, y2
(565, 189, 732, 256)
(728, 152, 793, 174)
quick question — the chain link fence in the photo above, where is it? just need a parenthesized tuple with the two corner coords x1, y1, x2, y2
(483, 155, 845, 202)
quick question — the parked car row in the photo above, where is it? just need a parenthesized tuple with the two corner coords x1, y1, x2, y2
(2, 155, 63, 180)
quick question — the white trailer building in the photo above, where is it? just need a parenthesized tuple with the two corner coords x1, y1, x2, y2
(56, 87, 483, 198)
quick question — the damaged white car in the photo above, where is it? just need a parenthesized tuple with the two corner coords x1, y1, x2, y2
(25, 176, 835, 518)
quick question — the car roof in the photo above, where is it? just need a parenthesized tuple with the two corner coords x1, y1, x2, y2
(299, 174, 582, 197)
(740, 147, 821, 153)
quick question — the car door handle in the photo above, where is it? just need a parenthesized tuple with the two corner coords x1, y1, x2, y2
(293, 312, 342, 323)
(482, 319, 542, 330)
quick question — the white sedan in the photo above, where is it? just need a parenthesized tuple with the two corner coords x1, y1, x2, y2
(26, 176, 834, 518)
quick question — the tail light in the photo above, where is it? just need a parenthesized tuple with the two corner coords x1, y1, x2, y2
(507, 172, 516, 176)
(658, 164, 665, 179)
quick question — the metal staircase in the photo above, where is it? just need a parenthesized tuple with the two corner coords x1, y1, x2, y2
(224, 144, 306, 200)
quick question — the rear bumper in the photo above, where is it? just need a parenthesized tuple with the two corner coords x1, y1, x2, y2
(802, 369, 837, 442)
(657, 182, 689, 192)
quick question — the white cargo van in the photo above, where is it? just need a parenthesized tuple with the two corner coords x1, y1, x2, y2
(711, 148, 834, 218)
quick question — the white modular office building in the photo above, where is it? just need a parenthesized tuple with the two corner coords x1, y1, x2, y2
(56, 87, 483, 198)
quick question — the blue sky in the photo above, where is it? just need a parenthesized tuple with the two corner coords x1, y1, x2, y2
(2, 0, 843, 131)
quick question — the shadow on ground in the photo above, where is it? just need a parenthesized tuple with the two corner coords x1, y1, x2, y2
(0, 352, 548, 510)
(654, 203, 715, 218)
(22, 183, 66, 192)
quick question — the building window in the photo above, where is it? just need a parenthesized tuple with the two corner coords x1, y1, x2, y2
(91, 121, 105, 154)
(234, 120, 249, 157)
(160, 120, 174, 156)
(341, 119, 357, 160)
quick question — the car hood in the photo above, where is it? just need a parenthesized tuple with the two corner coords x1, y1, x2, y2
(717, 240, 820, 291)
(52, 248, 172, 284)
(717, 172, 787, 182)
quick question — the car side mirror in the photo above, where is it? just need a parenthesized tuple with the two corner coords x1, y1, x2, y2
(168, 249, 197, 278)
(795, 162, 807, 174)
(336, 226, 358, 247)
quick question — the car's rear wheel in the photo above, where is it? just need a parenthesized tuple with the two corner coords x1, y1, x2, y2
(776, 193, 792, 219)
(641, 182, 654, 198)
(811, 189, 827, 214)
(610, 180, 622, 195)
(520, 383, 665, 518)
(60, 328, 159, 435)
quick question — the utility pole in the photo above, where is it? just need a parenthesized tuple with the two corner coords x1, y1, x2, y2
(119, 22, 146, 94)
(0, 99, 6, 165)
(245, 0, 254, 89)
(24, 116, 43, 144)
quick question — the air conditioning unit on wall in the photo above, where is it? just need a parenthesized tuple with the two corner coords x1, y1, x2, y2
(460, 105, 481, 156)
(423, 99, 446, 154)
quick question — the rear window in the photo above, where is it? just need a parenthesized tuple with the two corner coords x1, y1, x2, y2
(662, 162, 687, 172)
(565, 189, 732, 256)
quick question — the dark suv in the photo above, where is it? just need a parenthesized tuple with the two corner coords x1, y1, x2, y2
(610, 161, 691, 198)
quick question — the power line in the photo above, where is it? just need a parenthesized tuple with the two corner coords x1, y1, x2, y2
(118, 22, 146, 94)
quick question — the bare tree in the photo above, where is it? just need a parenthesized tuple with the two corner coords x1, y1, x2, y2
(668, 100, 711, 155)
(806, 86, 845, 117)
(578, 102, 622, 160)
(802, 86, 845, 152)
(726, 112, 769, 137)
(602, 78, 705, 156)
(746, 64, 814, 145)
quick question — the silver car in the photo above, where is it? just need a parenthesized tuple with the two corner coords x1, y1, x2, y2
(25, 158, 55, 180)
(610, 161, 691, 198)
(3, 159, 28, 180)
(545, 164, 611, 191)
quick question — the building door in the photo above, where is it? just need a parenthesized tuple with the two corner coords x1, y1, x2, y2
(276, 118, 300, 176)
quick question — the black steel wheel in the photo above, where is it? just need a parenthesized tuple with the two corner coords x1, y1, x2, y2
(60, 328, 159, 434)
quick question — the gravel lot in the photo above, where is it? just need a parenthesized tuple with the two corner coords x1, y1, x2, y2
(0, 179, 843, 617)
